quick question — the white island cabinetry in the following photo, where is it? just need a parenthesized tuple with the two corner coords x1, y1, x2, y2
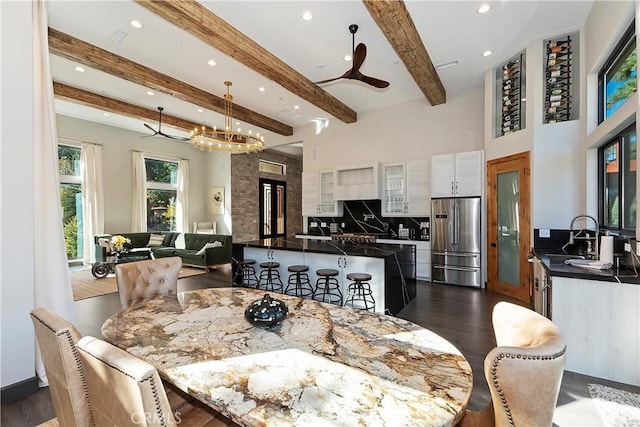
(552, 276, 639, 386)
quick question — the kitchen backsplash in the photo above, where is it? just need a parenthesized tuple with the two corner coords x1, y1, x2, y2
(306, 200, 429, 240)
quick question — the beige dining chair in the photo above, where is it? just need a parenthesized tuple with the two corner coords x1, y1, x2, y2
(115, 256, 182, 309)
(193, 221, 216, 234)
(77, 336, 237, 426)
(30, 308, 94, 427)
(457, 301, 566, 427)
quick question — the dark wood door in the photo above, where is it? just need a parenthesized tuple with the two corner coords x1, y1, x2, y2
(259, 178, 286, 239)
(486, 151, 531, 303)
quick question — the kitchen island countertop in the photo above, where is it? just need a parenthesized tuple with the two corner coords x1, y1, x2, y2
(238, 237, 416, 258)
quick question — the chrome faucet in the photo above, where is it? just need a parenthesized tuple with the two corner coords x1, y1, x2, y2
(563, 215, 600, 258)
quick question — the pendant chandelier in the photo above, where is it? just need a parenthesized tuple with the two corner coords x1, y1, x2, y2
(190, 81, 265, 154)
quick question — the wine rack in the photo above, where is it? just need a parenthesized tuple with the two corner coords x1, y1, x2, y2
(544, 35, 574, 123)
(496, 51, 526, 137)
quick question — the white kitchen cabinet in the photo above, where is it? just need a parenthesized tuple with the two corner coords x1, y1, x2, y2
(382, 160, 429, 216)
(302, 170, 343, 217)
(431, 150, 483, 197)
(334, 162, 381, 200)
(377, 239, 430, 281)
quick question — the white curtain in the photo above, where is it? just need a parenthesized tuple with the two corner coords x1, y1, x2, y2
(32, 0, 77, 386)
(131, 151, 147, 231)
(176, 159, 189, 232)
(81, 142, 104, 264)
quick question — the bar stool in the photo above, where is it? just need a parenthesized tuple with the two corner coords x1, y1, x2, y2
(284, 265, 313, 298)
(258, 261, 283, 292)
(344, 273, 375, 312)
(312, 269, 343, 305)
(233, 259, 259, 288)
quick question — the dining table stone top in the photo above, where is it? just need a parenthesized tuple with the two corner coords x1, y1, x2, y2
(101, 288, 472, 426)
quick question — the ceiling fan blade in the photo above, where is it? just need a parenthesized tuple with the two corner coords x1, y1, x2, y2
(315, 76, 344, 85)
(144, 123, 158, 133)
(352, 43, 367, 73)
(159, 131, 190, 142)
(358, 74, 390, 88)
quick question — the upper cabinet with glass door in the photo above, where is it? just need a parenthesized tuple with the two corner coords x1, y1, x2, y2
(382, 160, 429, 216)
(318, 170, 343, 216)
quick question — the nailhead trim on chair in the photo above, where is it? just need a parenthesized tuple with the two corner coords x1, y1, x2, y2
(489, 346, 567, 427)
(80, 347, 170, 427)
(31, 313, 96, 426)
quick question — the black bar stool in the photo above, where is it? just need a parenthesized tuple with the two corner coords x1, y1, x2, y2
(258, 261, 283, 292)
(312, 269, 342, 305)
(344, 273, 375, 312)
(233, 259, 259, 288)
(284, 265, 313, 298)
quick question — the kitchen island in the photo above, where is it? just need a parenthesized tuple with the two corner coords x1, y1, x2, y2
(534, 248, 640, 387)
(233, 238, 416, 315)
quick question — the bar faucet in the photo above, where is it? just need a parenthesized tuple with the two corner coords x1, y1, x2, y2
(563, 215, 600, 258)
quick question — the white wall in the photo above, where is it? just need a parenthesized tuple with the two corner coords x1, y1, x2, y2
(56, 115, 232, 234)
(291, 87, 485, 174)
(1, 0, 37, 389)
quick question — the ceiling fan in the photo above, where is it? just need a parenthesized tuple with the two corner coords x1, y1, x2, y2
(142, 107, 190, 141)
(315, 24, 390, 89)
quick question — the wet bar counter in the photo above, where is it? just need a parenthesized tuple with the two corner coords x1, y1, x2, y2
(233, 238, 416, 316)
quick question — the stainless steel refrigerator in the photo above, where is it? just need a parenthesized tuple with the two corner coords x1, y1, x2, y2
(431, 197, 481, 288)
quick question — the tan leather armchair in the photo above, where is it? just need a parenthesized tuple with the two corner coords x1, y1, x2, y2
(30, 308, 94, 427)
(77, 336, 237, 426)
(116, 256, 182, 309)
(458, 302, 566, 427)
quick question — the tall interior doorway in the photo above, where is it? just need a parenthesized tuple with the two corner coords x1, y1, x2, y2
(259, 178, 286, 239)
(486, 151, 531, 303)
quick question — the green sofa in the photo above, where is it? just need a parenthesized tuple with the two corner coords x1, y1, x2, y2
(94, 232, 232, 272)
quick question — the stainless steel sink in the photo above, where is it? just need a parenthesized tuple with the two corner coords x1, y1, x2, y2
(544, 254, 586, 264)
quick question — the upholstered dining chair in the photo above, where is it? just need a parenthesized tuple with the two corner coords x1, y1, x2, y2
(30, 308, 94, 427)
(193, 221, 216, 234)
(116, 256, 182, 309)
(77, 336, 238, 427)
(457, 301, 566, 427)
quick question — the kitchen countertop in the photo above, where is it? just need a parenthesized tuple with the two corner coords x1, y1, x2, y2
(534, 248, 640, 285)
(237, 237, 415, 258)
(295, 233, 429, 242)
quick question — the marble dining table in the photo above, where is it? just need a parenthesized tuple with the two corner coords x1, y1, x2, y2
(101, 288, 473, 427)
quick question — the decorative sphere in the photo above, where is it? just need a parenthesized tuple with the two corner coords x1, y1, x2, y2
(244, 293, 289, 327)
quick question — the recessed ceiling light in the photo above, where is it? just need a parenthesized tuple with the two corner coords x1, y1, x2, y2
(435, 60, 458, 70)
(302, 11, 313, 21)
(258, 86, 266, 92)
(146, 91, 154, 96)
(477, 4, 491, 14)
(482, 50, 493, 57)
(294, 105, 300, 110)
(130, 20, 143, 29)
(103, 113, 110, 117)
(197, 108, 203, 113)
(176, 43, 183, 49)
(344, 54, 352, 62)
(207, 59, 216, 66)
(74, 66, 85, 72)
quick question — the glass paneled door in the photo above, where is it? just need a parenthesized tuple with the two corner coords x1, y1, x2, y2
(259, 178, 286, 239)
(487, 152, 531, 302)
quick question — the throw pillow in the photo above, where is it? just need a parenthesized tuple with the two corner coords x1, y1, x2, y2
(175, 233, 186, 249)
(147, 234, 165, 247)
(196, 241, 222, 256)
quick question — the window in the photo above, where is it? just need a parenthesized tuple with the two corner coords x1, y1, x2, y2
(599, 21, 637, 123)
(259, 159, 286, 175)
(145, 157, 178, 231)
(599, 124, 637, 232)
(58, 145, 83, 260)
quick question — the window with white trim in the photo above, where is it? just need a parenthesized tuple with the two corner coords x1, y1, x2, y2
(145, 157, 178, 231)
(58, 145, 83, 260)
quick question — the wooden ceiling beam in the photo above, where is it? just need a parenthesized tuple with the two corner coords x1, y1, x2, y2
(134, 0, 357, 124)
(48, 28, 293, 136)
(53, 82, 202, 132)
(363, 0, 446, 106)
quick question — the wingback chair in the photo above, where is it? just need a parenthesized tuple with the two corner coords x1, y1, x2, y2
(457, 301, 566, 427)
(30, 308, 94, 427)
(77, 336, 238, 426)
(115, 256, 182, 309)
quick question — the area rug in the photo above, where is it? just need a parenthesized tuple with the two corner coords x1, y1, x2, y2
(71, 266, 205, 301)
(587, 383, 640, 426)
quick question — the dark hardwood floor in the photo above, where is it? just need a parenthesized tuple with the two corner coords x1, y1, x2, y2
(3, 265, 638, 426)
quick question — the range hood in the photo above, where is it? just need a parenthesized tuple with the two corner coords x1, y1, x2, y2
(334, 162, 381, 200)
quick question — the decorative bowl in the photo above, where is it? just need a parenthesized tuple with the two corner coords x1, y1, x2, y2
(244, 293, 289, 328)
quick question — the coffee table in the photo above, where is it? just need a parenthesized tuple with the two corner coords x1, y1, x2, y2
(91, 248, 153, 278)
